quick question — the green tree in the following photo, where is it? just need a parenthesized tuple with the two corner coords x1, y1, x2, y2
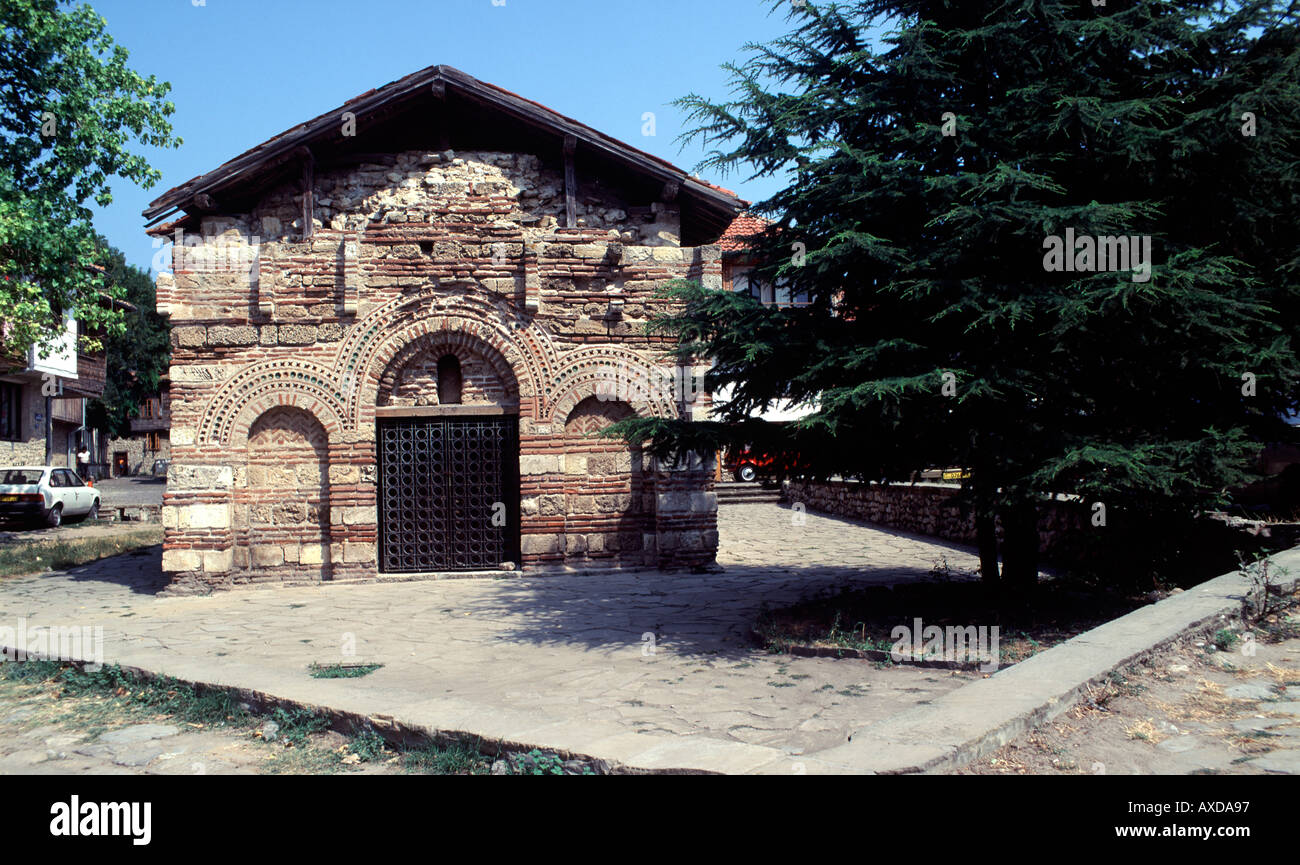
(0, 0, 180, 357)
(614, 0, 1300, 592)
(85, 236, 168, 438)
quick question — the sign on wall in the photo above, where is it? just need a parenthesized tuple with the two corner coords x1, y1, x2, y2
(27, 310, 79, 380)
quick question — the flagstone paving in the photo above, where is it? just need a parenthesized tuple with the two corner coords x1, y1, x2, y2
(0, 504, 987, 769)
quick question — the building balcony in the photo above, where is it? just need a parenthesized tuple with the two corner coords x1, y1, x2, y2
(129, 416, 169, 433)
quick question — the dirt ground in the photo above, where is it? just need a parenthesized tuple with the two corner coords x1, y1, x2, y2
(952, 606, 1300, 775)
(0, 669, 478, 775)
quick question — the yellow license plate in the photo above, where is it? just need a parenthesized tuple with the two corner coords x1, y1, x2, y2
(0, 495, 18, 502)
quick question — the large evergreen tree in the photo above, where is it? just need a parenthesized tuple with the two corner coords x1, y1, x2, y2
(614, 0, 1300, 591)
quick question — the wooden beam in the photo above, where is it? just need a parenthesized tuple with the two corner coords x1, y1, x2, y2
(192, 193, 218, 211)
(661, 181, 680, 203)
(317, 152, 398, 168)
(430, 79, 446, 100)
(375, 404, 519, 418)
(563, 134, 577, 229)
(295, 146, 315, 238)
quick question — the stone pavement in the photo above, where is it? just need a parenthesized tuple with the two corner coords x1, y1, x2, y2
(92, 477, 166, 508)
(0, 503, 988, 773)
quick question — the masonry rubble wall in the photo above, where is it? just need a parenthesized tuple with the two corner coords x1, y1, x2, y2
(781, 480, 1092, 560)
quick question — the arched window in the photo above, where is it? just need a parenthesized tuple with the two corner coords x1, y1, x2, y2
(437, 354, 463, 404)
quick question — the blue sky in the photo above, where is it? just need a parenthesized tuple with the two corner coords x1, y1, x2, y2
(85, 0, 803, 272)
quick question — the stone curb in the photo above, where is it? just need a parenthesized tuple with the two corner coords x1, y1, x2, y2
(807, 546, 1300, 774)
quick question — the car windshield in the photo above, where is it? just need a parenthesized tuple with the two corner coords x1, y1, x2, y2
(1, 469, 44, 485)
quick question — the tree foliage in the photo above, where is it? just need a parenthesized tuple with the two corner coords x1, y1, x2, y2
(0, 0, 179, 356)
(613, 0, 1300, 588)
(85, 236, 168, 438)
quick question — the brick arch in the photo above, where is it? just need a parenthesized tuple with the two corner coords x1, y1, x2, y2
(238, 405, 332, 579)
(223, 389, 343, 449)
(199, 358, 345, 446)
(376, 330, 520, 408)
(352, 314, 544, 423)
(564, 395, 636, 435)
(337, 292, 558, 424)
(549, 352, 678, 427)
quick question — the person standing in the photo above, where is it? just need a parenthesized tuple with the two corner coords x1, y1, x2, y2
(76, 444, 91, 480)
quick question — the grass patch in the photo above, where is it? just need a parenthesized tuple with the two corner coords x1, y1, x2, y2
(0, 661, 496, 775)
(0, 528, 161, 578)
(0, 659, 249, 730)
(308, 662, 383, 679)
(401, 742, 492, 775)
(754, 580, 1147, 667)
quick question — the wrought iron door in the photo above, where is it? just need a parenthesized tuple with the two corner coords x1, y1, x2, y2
(378, 416, 518, 572)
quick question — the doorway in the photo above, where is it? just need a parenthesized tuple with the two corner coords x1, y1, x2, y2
(377, 415, 519, 572)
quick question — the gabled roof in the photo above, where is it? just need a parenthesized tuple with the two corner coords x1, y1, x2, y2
(143, 65, 746, 243)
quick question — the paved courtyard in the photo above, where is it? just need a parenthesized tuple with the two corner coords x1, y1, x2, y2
(0, 503, 990, 771)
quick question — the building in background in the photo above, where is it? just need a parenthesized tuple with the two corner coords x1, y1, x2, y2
(104, 375, 171, 477)
(1, 309, 109, 473)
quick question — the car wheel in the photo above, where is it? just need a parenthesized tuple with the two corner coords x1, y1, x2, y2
(45, 503, 62, 528)
(86, 500, 99, 521)
(737, 465, 757, 482)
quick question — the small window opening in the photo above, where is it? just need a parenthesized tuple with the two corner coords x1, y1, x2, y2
(437, 354, 463, 404)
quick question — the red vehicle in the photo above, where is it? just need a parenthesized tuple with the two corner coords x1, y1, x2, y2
(723, 446, 777, 482)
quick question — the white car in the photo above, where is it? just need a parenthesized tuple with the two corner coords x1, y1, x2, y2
(0, 466, 101, 527)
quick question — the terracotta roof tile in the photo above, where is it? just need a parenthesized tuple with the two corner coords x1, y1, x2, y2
(718, 213, 771, 252)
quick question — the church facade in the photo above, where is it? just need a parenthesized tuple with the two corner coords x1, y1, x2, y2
(144, 66, 741, 591)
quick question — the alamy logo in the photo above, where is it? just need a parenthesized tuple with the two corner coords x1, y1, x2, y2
(889, 618, 1000, 672)
(1042, 228, 1152, 283)
(0, 618, 103, 670)
(50, 796, 151, 846)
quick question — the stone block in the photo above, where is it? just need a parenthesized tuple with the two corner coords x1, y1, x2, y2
(343, 542, 376, 564)
(202, 549, 233, 573)
(342, 506, 375, 525)
(567, 495, 596, 514)
(519, 455, 560, 475)
(207, 325, 258, 346)
(251, 546, 284, 567)
(328, 464, 361, 485)
(521, 534, 562, 555)
(162, 549, 202, 572)
(277, 324, 319, 345)
(177, 503, 230, 530)
(173, 326, 206, 348)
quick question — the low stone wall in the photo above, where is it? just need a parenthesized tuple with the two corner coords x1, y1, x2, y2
(781, 480, 1090, 560)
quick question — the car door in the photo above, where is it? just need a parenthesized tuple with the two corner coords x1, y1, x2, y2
(44, 469, 64, 512)
(60, 470, 85, 514)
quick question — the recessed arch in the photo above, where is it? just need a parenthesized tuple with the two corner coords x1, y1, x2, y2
(375, 330, 520, 409)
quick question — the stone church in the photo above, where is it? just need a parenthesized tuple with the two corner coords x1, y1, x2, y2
(143, 65, 743, 591)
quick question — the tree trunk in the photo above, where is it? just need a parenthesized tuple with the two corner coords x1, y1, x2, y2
(976, 511, 1000, 586)
(999, 500, 1040, 596)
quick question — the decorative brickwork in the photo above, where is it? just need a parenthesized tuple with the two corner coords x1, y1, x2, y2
(148, 70, 735, 592)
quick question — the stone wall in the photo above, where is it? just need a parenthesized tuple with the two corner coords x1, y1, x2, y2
(106, 434, 171, 476)
(781, 480, 1091, 561)
(159, 149, 720, 590)
(0, 381, 51, 466)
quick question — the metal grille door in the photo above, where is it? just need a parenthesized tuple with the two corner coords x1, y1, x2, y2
(378, 416, 517, 572)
